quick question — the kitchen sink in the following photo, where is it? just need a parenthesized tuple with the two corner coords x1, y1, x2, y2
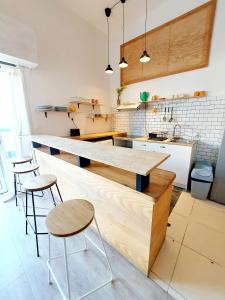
(168, 137, 191, 144)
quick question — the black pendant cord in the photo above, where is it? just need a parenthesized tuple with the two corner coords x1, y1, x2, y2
(107, 17, 110, 65)
(122, 3, 125, 46)
(144, 0, 148, 50)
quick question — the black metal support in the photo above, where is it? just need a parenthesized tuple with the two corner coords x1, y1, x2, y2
(56, 183, 63, 203)
(77, 156, 91, 168)
(32, 142, 42, 148)
(25, 191, 28, 234)
(136, 174, 150, 192)
(50, 187, 56, 207)
(14, 174, 18, 206)
(48, 147, 60, 155)
(31, 192, 40, 257)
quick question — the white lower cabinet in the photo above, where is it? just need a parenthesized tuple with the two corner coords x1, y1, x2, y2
(133, 141, 194, 189)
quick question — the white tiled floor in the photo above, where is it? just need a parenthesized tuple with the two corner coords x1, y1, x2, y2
(150, 192, 225, 300)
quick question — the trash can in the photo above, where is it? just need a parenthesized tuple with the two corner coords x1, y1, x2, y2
(191, 161, 214, 200)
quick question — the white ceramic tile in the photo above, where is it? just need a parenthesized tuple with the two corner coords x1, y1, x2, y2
(191, 201, 225, 234)
(151, 237, 181, 286)
(194, 198, 225, 213)
(183, 221, 225, 268)
(170, 246, 225, 300)
(167, 213, 188, 243)
(173, 192, 195, 217)
(168, 287, 187, 300)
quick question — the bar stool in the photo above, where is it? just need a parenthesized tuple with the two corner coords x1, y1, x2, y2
(11, 156, 33, 167)
(46, 199, 113, 300)
(23, 174, 63, 257)
(12, 163, 39, 206)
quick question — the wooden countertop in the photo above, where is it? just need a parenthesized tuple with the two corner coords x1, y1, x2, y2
(30, 135, 170, 176)
(67, 131, 126, 140)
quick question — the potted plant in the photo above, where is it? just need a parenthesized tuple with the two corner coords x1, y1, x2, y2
(116, 85, 127, 106)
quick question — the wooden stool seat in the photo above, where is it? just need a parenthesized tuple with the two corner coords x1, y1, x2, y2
(12, 163, 39, 174)
(23, 174, 57, 192)
(11, 156, 33, 165)
(46, 199, 95, 237)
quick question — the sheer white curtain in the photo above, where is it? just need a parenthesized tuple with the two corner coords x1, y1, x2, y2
(0, 64, 31, 201)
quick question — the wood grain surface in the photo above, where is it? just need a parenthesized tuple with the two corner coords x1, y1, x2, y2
(121, 0, 217, 85)
(46, 199, 95, 237)
(35, 149, 173, 275)
(30, 135, 170, 176)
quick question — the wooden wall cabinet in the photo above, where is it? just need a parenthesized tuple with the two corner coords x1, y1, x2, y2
(121, 0, 217, 86)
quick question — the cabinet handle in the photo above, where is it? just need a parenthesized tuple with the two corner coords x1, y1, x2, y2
(160, 145, 166, 148)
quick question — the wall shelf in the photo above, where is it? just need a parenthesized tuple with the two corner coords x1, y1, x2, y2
(87, 114, 111, 122)
(69, 101, 102, 110)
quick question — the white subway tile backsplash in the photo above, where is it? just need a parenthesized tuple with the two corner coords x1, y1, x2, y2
(113, 96, 225, 164)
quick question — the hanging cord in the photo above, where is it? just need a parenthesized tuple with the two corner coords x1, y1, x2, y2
(122, 3, 125, 45)
(144, 0, 148, 50)
(107, 17, 110, 65)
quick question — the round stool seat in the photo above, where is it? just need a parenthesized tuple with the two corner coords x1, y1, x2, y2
(11, 156, 33, 165)
(23, 174, 57, 192)
(46, 199, 94, 237)
(12, 163, 39, 174)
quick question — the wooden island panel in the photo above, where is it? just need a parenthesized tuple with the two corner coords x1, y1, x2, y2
(34, 149, 175, 275)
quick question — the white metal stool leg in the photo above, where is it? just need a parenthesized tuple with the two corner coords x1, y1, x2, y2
(48, 234, 52, 285)
(47, 218, 113, 300)
(63, 238, 71, 300)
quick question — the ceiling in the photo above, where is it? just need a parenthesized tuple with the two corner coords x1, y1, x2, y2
(59, 0, 167, 38)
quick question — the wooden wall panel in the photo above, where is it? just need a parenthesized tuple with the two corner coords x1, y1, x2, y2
(121, 0, 217, 86)
(143, 25, 170, 81)
(121, 37, 143, 85)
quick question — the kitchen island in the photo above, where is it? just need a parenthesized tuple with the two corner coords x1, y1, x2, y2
(31, 135, 175, 276)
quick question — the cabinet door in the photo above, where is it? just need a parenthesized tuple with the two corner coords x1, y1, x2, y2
(133, 141, 149, 151)
(148, 143, 192, 189)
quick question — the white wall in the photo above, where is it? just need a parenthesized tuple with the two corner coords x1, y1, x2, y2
(0, 0, 111, 136)
(110, 0, 225, 104)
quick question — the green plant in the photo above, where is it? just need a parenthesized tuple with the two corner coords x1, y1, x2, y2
(116, 85, 127, 96)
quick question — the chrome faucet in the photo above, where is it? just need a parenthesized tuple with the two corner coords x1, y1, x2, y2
(173, 124, 181, 138)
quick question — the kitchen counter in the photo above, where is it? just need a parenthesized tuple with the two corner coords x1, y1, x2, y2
(67, 131, 126, 141)
(31, 134, 169, 177)
(31, 134, 175, 277)
(115, 135, 197, 147)
(135, 136, 197, 147)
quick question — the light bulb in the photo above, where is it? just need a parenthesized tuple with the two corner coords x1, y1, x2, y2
(119, 57, 128, 68)
(105, 64, 114, 74)
(140, 50, 150, 63)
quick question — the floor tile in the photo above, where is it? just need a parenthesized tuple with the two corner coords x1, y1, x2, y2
(167, 213, 188, 243)
(191, 201, 225, 234)
(183, 221, 225, 268)
(173, 192, 194, 217)
(168, 287, 186, 300)
(151, 237, 181, 286)
(170, 246, 225, 300)
(194, 198, 225, 213)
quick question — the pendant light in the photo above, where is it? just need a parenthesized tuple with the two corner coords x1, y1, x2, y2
(140, 0, 151, 63)
(119, 0, 128, 69)
(105, 8, 113, 74)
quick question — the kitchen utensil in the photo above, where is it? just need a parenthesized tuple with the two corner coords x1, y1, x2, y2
(140, 91, 149, 102)
(163, 107, 166, 122)
(169, 106, 173, 122)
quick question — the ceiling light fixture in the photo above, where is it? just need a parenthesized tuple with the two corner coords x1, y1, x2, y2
(119, 0, 128, 69)
(140, 0, 151, 63)
(105, 8, 113, 74)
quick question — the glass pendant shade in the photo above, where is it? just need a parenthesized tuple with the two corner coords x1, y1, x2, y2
(105, 64, 113, 74)
(119, 57, 128, 68)
(140, 50, 150, 63)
